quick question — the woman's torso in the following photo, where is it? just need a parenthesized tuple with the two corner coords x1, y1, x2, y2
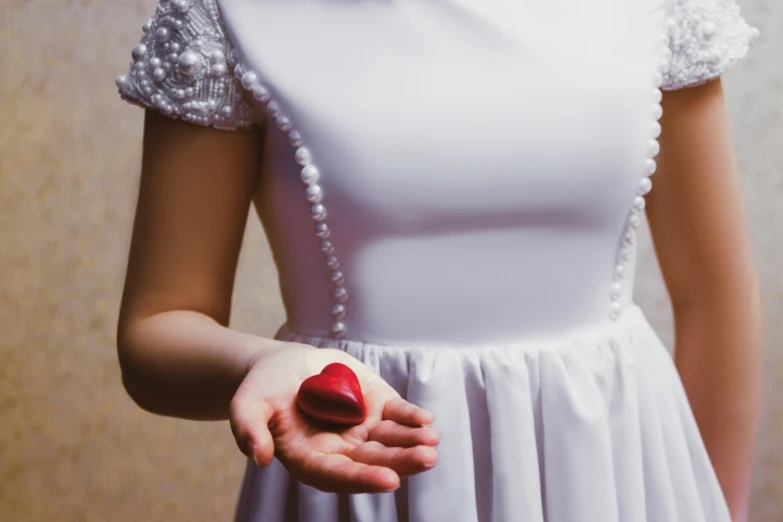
(219, 0, 671, 345)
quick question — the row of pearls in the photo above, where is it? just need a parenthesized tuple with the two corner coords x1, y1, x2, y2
(116, 0, 255, 129)
(232, 58, 349, 338)
(609, 27, 671, 321)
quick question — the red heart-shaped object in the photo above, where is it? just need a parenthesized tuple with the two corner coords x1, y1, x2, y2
(296, 362, 366, 426)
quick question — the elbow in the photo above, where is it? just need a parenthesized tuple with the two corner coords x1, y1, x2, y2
(116, 340, 151, 413)
(119, 369, 154, 413)
(120, 371, 168, 416)
(118, 361, 169, 416)
(116, 324, 165, 415)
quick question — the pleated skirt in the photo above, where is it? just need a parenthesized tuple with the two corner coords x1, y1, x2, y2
(234, 305, 730, 522)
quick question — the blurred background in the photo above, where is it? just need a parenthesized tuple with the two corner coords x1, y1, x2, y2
(0, 0, 781, 520)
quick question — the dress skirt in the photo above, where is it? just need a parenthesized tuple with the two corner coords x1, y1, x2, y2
(234, 305, 730, 522)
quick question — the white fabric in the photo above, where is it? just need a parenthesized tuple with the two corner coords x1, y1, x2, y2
(235, 307, 730, 522)
(113, 0, 760, 520)
(663, 0, 760, 90)
(115, 0, 760, 130)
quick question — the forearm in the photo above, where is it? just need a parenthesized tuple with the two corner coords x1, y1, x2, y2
(117, 310, 284, 421)
(673, 277, 762, 519)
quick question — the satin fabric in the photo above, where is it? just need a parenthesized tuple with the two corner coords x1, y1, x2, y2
(210, 0, 733, 519)
(113, 0, 757, 516)
(221, 0, 663, 343)
(235, 307, 730, 521)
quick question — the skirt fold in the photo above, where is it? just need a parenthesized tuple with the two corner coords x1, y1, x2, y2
(235, 306, 731, 522)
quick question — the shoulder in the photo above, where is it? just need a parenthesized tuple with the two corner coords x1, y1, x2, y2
(115, 0, 262, 130)
(661, 0, 760, 90)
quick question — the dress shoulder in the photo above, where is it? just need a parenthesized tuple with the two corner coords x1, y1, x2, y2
(115, 0, 261, 130)
(661, 0, 760, 90)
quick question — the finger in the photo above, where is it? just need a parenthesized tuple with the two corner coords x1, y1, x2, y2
(369, 420, 440, 448)
(350, 441, 438, 477)
(383, 397, 434, 427)
(293, 452, 400, 494)
(229, 391, 275, 467)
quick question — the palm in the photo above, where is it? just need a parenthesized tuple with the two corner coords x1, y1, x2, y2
(231, 344, 440, 494)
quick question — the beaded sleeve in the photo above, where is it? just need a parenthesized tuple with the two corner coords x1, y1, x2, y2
(661, 0, 760, 90)
(115, 0, 261, 130)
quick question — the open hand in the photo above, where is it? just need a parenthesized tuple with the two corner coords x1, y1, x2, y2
(229, 343, 439, 494)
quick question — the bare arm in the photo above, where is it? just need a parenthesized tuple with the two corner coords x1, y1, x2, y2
(115, 111, 439, 492)
(647, 78, 762, 521)
(117, 110, 278, 421)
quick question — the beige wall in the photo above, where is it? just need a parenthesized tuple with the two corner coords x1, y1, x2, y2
(0, 0, 780, 520)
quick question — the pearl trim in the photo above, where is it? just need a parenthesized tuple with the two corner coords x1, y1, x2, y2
(609, 29, 669, 321)
(115, 0, 260, 130)
(118, 0, 759, 331)
(232, 59, 349, 339)
(661, 0, 760, 90)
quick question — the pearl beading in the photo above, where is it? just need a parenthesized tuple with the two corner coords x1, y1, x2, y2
(232, 61, 350, 339)
(661, 0, 760, 90)
(609, 1, 758, 320)
(119, 0, 759, 331)
(116, 0, 260, 130)
(608, 31, 669, 322)
(117, 0, 759, 125)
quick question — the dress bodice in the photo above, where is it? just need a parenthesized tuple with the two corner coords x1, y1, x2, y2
(115, 7, 759, 520)
(238, 0, 663, 345)
(116, 0, 759, 345)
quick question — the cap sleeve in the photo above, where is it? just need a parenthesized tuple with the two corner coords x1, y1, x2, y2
(115, 0, 261, 130)
(661, 0, 760, 90)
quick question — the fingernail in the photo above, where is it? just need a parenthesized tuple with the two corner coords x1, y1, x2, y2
(383, 480, 401, 492)
(249, 442, 261, 466)
(424, 427, 440, 446)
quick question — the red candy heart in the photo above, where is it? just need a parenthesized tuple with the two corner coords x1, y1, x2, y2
(296, 362, 366, 426)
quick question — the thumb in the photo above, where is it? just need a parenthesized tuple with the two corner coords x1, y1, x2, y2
(229, 391, 275, 467)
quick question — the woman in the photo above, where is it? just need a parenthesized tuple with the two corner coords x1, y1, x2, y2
(114, 0, 762, 520)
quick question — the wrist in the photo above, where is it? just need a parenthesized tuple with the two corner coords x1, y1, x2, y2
(240, 336, 287, 376)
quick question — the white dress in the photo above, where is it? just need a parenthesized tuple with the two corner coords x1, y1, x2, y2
(116, 0, 759, 520)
